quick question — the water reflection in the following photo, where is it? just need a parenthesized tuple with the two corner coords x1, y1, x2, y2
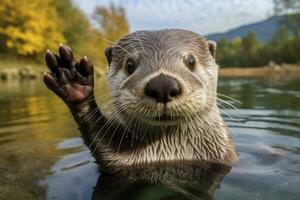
(0, 81, 72, 199)
(0, 76, 300, 200)
(93, 163, 230, 200)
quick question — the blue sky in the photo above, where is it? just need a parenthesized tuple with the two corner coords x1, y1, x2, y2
(74, 0, 274, 35)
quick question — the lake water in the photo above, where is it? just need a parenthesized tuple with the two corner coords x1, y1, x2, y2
(0, 76, 299, 200)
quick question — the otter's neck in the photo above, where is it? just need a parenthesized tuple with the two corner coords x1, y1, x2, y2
(101, 106, 238, 169)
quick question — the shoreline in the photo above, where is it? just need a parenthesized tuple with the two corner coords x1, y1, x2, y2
(1, 63, 299, 81)
(218, 64, 300, 77)
(0, 65, 105, 81)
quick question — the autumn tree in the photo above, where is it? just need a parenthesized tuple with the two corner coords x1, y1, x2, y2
(0, 0, 65, 56)
(0, 0, 130, 71)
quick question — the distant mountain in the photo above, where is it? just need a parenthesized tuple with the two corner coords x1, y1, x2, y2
(206, 16, 283, 43)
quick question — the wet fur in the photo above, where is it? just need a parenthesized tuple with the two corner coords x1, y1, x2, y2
(44, 29, 238, 173)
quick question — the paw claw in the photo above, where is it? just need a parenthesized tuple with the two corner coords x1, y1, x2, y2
(78, 57, 94, 77)
(44, 45, 94, 104)
(45, 51, 59, 72)
(59, 44, 75, 68)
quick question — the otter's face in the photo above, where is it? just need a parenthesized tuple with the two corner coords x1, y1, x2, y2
(106, 29, 218, 127)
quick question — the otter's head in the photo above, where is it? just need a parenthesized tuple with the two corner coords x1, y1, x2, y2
(105, 29, 218, 127)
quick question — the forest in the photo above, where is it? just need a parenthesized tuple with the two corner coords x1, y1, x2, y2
(0, 0, 129, 70)
(0, 0, 299, 70)
(217, 0, 300, 67)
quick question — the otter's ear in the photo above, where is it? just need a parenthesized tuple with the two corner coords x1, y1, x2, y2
(105, 47, 113, 65)
(207, 40, 217, 59)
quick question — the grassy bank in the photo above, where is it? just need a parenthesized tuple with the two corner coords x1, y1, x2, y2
(219, 63, 300, 77)
(0, 56, 44, 80)
(0, 57, 105, 80)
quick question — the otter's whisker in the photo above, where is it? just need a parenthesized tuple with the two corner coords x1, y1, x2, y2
(93, 113, 123, 152)
(89, 103, 125, 150)
(130, 101, 142, 146)
(216, 92, 241, 104)
(217, 97, 239, 111)
(92, 104, 130, 153)
(80, 91, 117, 107)
(116, 105, 140, 153)
(92, 34, 133, 56)
(217, 103, 242, 125)
(79, 94, 118, 123)
(81, 101, 109, 125)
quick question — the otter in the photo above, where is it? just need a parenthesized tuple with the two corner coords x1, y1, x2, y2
(43, 29, 238, 173)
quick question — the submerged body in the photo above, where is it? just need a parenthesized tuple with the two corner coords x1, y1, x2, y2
(44, 29, 238, 173)
(92, 161, 231, 199)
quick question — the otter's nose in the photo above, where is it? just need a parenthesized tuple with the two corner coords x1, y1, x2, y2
(145, 75, 181, 103)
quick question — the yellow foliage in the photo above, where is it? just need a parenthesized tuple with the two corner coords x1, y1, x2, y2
(80, 5, 130, 68)
(0, 0, 65, 56)
(94, 5, 130, 42)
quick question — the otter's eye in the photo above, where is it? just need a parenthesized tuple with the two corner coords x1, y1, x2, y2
(124, 58, 137, 75)
(185, 55, 196, 71)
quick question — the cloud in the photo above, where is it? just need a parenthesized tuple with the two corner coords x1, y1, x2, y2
(74, 0, 274, 35)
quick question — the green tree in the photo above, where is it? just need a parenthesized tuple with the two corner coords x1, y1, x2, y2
(93, 4, 130, 42)
(78, 4, 130, 69)
(241, 32, 260, 66)
(217, 37, 243, 67)
(51, 0, 90, 49)
(274, 0, 300, 36)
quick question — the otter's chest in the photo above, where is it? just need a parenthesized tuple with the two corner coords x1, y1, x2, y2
(122, 131, 228, 165)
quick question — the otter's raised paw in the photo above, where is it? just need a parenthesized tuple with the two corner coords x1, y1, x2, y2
(44, 44, 94, 105)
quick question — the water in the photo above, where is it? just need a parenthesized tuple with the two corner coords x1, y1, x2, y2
(0, 77, 299, 200)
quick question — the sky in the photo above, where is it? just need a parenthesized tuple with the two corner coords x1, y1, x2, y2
(74, 0, 274, 35)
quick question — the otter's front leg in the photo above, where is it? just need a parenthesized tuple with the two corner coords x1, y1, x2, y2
(43, 44, 108, 146)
